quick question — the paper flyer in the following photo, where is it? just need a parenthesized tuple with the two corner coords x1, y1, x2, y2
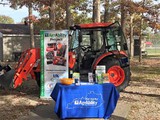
(40, 30, 68, 98)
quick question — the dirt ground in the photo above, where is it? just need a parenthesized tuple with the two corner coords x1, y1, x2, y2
(122, 58, 160, 120)
(0, 58, 160, 120)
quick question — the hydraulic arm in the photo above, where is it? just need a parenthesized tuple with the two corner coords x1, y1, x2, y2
(13, 48, 40, 88)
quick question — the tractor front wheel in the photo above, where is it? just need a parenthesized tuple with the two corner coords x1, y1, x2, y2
(99, 58, 130, 92)
(107, 65, 125, 87)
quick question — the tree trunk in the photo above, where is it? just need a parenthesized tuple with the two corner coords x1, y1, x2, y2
(139, 0, 145, 63)
(104, 0, 110, 22)
(93, 0, 101, 23)
(139, 18, 143, 63)
(130, 14, 134, 59)
(28, 4, 35, 48)
(93, 0, 101, 50)
(65, 1, 71, 29)
(120, 0, 126, 37)
(49, 0, 56, 29)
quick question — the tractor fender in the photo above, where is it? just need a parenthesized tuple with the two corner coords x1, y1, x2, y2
(92, 50, 128, 70)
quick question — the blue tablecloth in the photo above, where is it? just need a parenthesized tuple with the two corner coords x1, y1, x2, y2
(51, 83, 119, 119)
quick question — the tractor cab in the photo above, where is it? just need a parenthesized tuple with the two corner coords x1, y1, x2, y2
(69, 21, 130, 91)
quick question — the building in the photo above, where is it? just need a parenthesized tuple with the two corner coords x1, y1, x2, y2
(134, 35, 147, 56)
(0, 24, 40, 62)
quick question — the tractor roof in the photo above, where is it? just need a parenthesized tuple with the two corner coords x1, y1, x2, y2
(71, 22, 113, 29)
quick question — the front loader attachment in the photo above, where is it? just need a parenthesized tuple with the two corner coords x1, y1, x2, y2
(13, 48, 40, 88)
(0, 48, 40, 89)
(0, 69, 15, 88)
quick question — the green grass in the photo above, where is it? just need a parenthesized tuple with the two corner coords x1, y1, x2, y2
(145, 55, 160, 58)
(146, 48, 160, 55)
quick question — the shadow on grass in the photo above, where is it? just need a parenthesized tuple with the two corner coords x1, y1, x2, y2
(0, 104, 35, 120)
(0, 79, 40, 96)
(130, 78, 160, 88)
(0, 86, 40, 97)
(131, 76, 145, 81)
(29, 101, 59, 120)
(119, 95, 139, 102)
(109, 115, 127, 120)
(123, 90, 160, 99)
(131, 66, 160, 75)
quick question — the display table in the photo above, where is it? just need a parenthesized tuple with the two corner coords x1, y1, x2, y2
(51, 83, 119, 119)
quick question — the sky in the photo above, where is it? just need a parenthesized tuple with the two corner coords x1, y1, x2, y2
(0, 4, 39, 23)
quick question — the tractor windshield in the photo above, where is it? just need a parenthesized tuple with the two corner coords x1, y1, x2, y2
(69, 29, 103, 51)
(69, 22, 128, 52)
(106, 28, 125, 51)
(69, 30, 79, 50)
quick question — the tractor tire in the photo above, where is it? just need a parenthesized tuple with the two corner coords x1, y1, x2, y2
(34, 72, 40, 87)
(98, 57, 130, 92)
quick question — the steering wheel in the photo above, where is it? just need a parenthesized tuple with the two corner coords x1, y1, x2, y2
(81, 45, 91, 51)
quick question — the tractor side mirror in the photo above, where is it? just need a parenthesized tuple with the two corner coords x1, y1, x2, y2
(123, 43, 128, 50)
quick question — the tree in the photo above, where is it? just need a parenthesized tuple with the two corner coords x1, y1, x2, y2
(103, 0, 110, 22)
(64, 0, 92, 27)
(93, 0, 101, 22)
(9, 0, 39, 48)
(0, 15, 14, 24)
(120, 0, 127, 37)
(28, 3, 35, 48)
(49, 0, 56, 29)
(123, 0, 160, 61)
(36, 0, 91, 29)
(92, 0, 101, 50)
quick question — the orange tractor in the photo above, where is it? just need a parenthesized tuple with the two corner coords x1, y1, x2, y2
(0, 21, 131, 91)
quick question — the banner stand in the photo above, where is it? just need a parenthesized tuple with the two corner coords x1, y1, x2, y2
(40, 30, 68, 98)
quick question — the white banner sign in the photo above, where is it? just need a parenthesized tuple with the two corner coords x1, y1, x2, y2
(40, 30, 68, 98)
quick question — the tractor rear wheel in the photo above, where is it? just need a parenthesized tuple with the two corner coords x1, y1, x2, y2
(34, 72, 40, 87)
(99, 58, 130, 92)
